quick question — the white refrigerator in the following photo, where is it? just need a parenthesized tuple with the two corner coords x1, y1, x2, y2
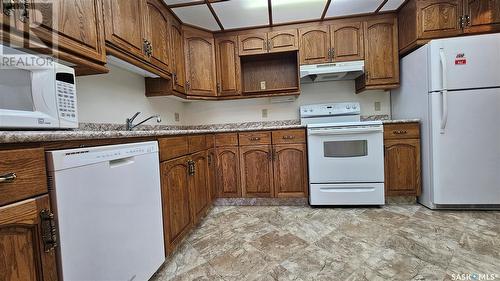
(392, 33, 500, 209)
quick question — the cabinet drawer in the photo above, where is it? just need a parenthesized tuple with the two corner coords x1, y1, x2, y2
(0, 148, 47, 206)
(206, 134, 215, 149)
(215, 133, 239, 147)
(239, 131, 271, 146)
(159, 136, 189, 161)
(272, 129, 306, 144)
(384, 123, 420, 139)
(188, 135, 206, 153)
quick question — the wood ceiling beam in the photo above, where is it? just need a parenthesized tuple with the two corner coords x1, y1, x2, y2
(205, 0, 224, 31)
(375, 0, 389, 13)
(321, 0, 332, 20)
(268, 0, 273, 26)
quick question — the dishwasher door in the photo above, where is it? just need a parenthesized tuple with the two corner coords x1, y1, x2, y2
(47, 141, 164, 281)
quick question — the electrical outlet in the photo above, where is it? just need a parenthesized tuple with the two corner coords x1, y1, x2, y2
(262, 109, 268, 118)
(174, 112, 180, 122)
(260, 81, 266, 90)
(374, 101, 381, 111)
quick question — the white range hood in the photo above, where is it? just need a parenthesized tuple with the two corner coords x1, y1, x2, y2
(300, 60, 364, 83)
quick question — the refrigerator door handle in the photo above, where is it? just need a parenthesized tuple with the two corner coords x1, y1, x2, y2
(439, 49, 449, 134)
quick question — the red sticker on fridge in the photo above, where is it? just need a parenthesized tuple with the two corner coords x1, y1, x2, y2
(455, 53, 467, 65)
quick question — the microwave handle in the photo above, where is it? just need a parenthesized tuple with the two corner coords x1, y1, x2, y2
(308, 127, 383, 135)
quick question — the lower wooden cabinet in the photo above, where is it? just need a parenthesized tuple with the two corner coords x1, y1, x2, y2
(160, 156, 192, 254)
(240, 145, 274, 197)
(216, 147, 241, 197)
(273, 144, 308, 198)
(189, 151, 210, 225)
(0, 195, 58, 281)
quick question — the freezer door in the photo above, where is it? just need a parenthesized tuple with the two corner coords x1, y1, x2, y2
(429, 34, 500, 92)
(430, 89, 500, 205)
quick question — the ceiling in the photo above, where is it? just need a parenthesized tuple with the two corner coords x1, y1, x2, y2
(164, 0, 406, 31)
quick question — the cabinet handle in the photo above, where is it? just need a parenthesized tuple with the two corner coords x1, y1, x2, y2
(327, 48, 332, 61)
(0, 172, 16, 183)
(268, 40, 272, 51)
(188, 160, 195, 176)
(331, 48, 335, 60)
(216, 82, 221, 94)
(3, 0, 14, 16)
(40, 209, 57, 252)
(186, 81, 191, 90)
(208, 154, 212, 165)
(459, 16, 464, 29)
(282, 135, 295, 140)
(465, 14, 471, 27)
(272, 148, 277, 161)
(249, 137, 261, 141)
(19, 0, 29, 22)
(393, 130, 408, 135)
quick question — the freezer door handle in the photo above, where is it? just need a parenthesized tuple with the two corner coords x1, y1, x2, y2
(439, 48, 449, 134)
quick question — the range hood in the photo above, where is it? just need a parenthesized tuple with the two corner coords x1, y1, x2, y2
(300, 60, 364, 83)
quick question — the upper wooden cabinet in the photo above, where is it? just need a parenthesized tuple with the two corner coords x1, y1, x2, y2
(398, 0, 500, 55)
(330, 21, 364, 62)
(184, 28, 217, 97)
(145, 0, 171, 72)
(298, 25, 330, 64)
(356, 15, 399, 91)
(238, 29, 298, 56)
(215, 35, 241, 96)
(170, 17, 186, 94)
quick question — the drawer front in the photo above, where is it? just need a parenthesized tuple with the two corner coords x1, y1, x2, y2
(188, 135, 207, 153)
(272, 129, 306, 144)
(206, 134, 215, 149)
(215, 133, 239, 147)
(238, 131, 271, 146)
(384, 123, 420, 139)
(159, 136, 189, 161)
(0, 148, 47, 206)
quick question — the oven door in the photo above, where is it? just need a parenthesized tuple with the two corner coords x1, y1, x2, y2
(307, 125, 384, 183)
(0, 49, 59, 128)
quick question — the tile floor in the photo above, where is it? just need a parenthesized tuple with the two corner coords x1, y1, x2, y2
(151, 205, 500, 281)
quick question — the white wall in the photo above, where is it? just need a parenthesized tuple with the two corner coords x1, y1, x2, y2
(184, 80, 391, 125)
(76, 65, 186, 125)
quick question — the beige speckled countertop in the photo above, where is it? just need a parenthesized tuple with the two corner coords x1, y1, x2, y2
(0, 119, 420, 144)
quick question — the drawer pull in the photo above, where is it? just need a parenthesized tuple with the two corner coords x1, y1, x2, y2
(249, 137, 261, 141)
(393, 130, 408, 135)
(282, 135, 295, 140)
(0, 172, 16, 183)
(40, 209, 57, 252)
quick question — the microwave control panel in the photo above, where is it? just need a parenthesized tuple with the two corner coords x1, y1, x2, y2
(56, 72, 77, 121)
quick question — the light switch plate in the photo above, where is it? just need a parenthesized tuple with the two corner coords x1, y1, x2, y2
(262, 109, 268, 118)
(260, 81, 266, 90)
(174, 112, 180, 122)
(374, 102, 381, 111)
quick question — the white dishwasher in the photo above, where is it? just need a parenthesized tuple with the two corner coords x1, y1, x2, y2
(46, 141, 165, 281)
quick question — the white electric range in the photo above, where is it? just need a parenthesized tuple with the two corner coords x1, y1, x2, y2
(300, 102, 385, 206)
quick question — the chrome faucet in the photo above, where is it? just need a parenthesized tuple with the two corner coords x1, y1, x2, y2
(126, 112, 161, 131)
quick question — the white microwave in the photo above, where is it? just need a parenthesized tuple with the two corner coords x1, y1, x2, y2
(0, 45, 78, 129)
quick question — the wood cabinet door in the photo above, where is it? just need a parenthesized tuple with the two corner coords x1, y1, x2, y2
(417, 0, 463, 38)
(384, 139, 421, 196)
(330, 21, 364, 62)
(28, 0, 106, 63)
(170, 17, 186, 93)
(0, 195, 58, 281)
(184, 30, 217, 96)
(215, 35, 241, 96)
(238, 33, 267, 55)
(216, 147, 241, 197)
(273, 144, 308, 198)
(145, 0, 170, 72)
(189, 151, 210, 225)
(268, 29, 298, 53)
(364, 17, 400, 86)
(160, 156, 191, 254)
(239, 145, 274, 198)
(207, 148, 217, 201)
(464, 0, 500, 33)
(103, 0, 147, 59)
(298, 25, 330, 64)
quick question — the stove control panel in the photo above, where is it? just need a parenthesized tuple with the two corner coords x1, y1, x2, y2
(300, 102, 361, 118)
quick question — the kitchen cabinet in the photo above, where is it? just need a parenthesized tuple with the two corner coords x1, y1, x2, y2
(145, 0, 171, 72)
(189, 151, 210, 225)
(330, 21, 364, 62)
(216, 147, 241, 197)
(398, 0, 500, 55)
(170, 16, 186, 94)
(160, 156, 192, 254)
(184, 27, 217, 97)
(238, 29, 298, 56)
(298, 25, 330, 64)
(0, 195, 58, 281)
(239, 145, 274, 198)
(273, 144, 308, 198)
(215, 35, 241, 96)
(356, 15, 399, 92)
(383, 123, 421, 197)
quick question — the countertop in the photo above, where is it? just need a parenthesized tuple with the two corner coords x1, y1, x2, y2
(0, 119, 420, 144)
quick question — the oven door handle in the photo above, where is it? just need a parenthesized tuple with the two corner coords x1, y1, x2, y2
(308, 127, 383, 135)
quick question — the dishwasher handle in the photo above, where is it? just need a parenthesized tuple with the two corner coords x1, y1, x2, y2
(109, 156, 135, 168)
(308, 127, 383, 136)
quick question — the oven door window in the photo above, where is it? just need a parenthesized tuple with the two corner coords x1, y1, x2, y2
(323, 140, 368, 157)
(0, 69, 34, 111)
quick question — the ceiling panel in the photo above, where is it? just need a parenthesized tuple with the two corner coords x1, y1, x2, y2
(172, 5, 221, 31)
(212, 0, 269, 29)
(380, 0, 406, 11)
(164, 0, 201, 5)
(326, 0, 384, 18)
(272, 0, 327, 24)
